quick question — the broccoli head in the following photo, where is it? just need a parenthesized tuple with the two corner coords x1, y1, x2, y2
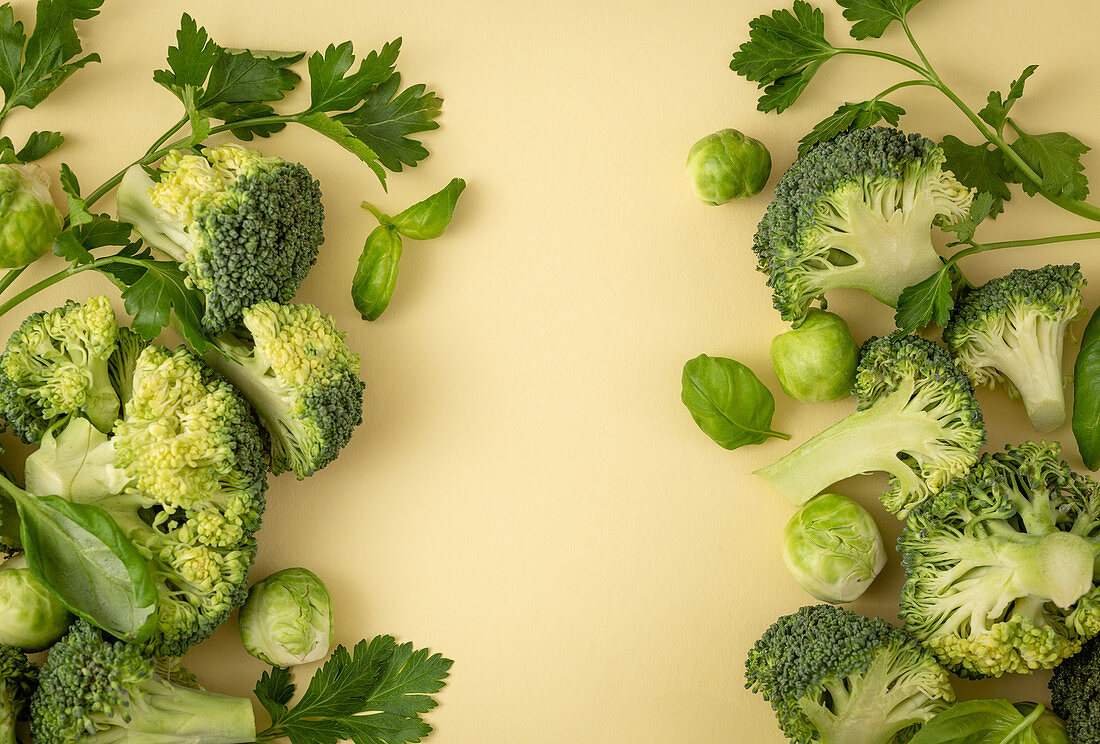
(755, 332, 984, 516)
(0, 296, 119, 443)
(24, 342, 267, 657)
(899, 441, 1100, 679)
(745, 604, 955, 744)
(1050, 636, 1100, 744)
(0, 645, 35, 744)
(117, 144, 324, 335)
(207, 301, 365, 478)
(30, 620, 255, 744)
(945, 264, 1084, 433)
(753, 127, 974, 326)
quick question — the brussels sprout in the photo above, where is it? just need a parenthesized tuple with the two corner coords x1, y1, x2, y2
(1015, 703, 1071, 744)
(685, 128, 771, 205)
(0, 554, 72, 651)
(781, 493, 886, 603)
(0, 164, 63, 268)
(770, 309, 859, 402)
(239, 567, 334, 667)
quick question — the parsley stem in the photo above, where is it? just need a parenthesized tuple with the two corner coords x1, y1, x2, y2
(837, 48, 931, 79)
(144, 116, 189, 158)
(946, 230, 1100, 268)
(0, 255, 148, 319)
(872, 79, 936, 102)
(0, 267, 25, 299)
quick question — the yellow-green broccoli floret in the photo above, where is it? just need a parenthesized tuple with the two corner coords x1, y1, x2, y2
(754, 127, 973, 327)
(0, 644, 35, 744)
(899, 441, 1100, 679)
(24, 343, 267, 657)
(755, 332, 984, 516)
(116, 144, 324, 335)
(30, 620, 254, 744)
(207, 301, 365, 479)
(944, 264, 1085, 433)
(745, 604, 955, 744)
(0, 297, 119, 443)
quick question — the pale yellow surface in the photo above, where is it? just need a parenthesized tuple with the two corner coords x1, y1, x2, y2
(3, 0, 1100, 742)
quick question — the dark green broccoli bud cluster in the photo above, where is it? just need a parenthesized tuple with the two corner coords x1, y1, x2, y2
(0, 644, 36, 744)
(1050, 636, 1100, 744)
(0, 296, 119, 443)
(745, 604, 954, 744)
(753, 127, 973, 326)
(900, 441, 1100, 679)
(945, 264, 1085, 432)
(30, 620, 255, 744)
(756, 332, 984, 516)
(117, 145, 324, 335)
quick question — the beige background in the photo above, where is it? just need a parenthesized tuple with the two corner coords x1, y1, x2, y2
(3, 0, 1099, 741)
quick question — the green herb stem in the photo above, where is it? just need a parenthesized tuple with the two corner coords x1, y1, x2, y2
(872, 79, 936, 102)
(143, 115, 189, 158)
(837, 48, 931, 79)
(947, 230, 1100, 268)
(0, 256, 150, 319)
(0, 267, 26, 298)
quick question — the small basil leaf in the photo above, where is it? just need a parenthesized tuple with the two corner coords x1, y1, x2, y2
(391, 178, 466, 240)
(352, 225, 403, 321)
(681, 354, 788, 450)
(908, 699, 1038, 744)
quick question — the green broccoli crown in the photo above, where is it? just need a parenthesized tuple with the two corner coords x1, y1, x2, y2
(1050, 636, 1100, 744)
(30, 620, 254, 744)
(745, 604, 954, 744)
(210, 301, 365, 479)
(944, 264, 1085, 432)
(900, 441, 1100, 678)
(0, 297, 119, 443)
(117, 144, 324, 335)
(0, 644, 36, 744)
(754, 127, 973, 326)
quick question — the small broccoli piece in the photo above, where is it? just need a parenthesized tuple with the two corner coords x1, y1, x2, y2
(945, 264, 1084, 432)
(755, 332, 984, 516)
(0, 645, 35, 744)
(206, 301, 365, 478)
(0, 297, 119, 442)
(24, 343, 267, 657)
(30, 620, 255, 744)
(753, 127, 974, 326)
(117, 144, 324, 335)
(1050, 636, 1100, 743)
(900, 442, 1100, 679)
(746, 604, 955, 744)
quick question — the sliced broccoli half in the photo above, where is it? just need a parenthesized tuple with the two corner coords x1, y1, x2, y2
(899, 441, 1100, 679)
(24, 343, 267, 657)
(753, 127, 974, 326)
(207, 301, 365, 479)
(755, 332, 984, 516)
(0, 645, 35, 744)
(117, 144, 324, 335)
(0, 297, 119, 443)
(745, 604, 955, 744)
(30, 620, 255, 744)
(1050, 636, 1100, 744)
(944, 264, 1084, 433)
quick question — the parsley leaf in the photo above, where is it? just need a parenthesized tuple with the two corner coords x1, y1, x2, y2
(940, 135, 1013, 217)
(978, 64, 1037, 135)
(334, 74, 442, 174)
(257, 635, 453, 744)
(837, 0, 923, 40)
(151, 13, 217, 98)
(58, 162, 91, 225)
(307, 39, 400, 113)
(894, 265, 953, 331)
(730, 1, 837, 113)
(15, 129, 63, 161)
(799, 99, 904, 155)
(113, 255, 211, 352)
(0, 0, 102, 115)
(198, 48, 303, 109)
(1009, 129, 1090, 201)
(941, 191, 994, 245)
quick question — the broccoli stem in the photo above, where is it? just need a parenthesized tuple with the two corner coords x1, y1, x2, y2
(985, 314, 1069, 432)
(755, 382, 938, 505)
(107, 678, 256, 744)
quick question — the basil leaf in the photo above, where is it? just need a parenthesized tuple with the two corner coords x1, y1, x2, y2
(908, 700, 1044, 744)
(391, 178, 466, 240)
(680, 354, 789, 450)
(351, 225, 402, 321)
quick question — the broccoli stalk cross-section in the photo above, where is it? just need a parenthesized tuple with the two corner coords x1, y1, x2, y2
(755, 332, 984, 516)
(753, 127, 973, 326)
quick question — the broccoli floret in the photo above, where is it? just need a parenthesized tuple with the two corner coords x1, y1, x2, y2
(24, 343, 267, 657)
(945, 264, 1084, 433)
(754, 127, 974, 326)
(745, 604, 955, 744)
(117, 144, 324, 335)
(1050, 636, 1100, 743)
(0, 645, 35, 744)
(206, 301, 365, 479)
(107, 325, 146, 409)
(30, 620, 255, 744)
(0, 297, 119, 443)
(755, 332, 984, 516)
(899, 441, 1100, 679)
